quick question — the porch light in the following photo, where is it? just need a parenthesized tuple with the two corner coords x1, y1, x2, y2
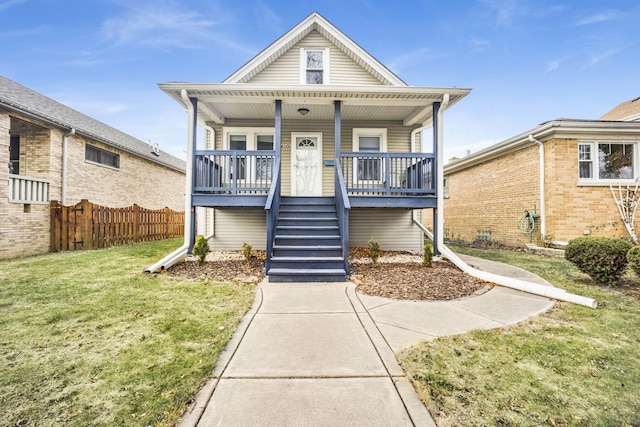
(297, 108, 310, 116)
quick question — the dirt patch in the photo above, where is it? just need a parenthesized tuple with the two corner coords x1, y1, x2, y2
(165, 248, 492, 300)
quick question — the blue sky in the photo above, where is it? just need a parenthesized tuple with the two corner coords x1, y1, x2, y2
(1, 0, 638, 161)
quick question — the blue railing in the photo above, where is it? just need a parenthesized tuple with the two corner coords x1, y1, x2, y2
(335, 162, 351, 274)
(338, 152, 436, 196)
(265, 161, 281, 272)
(194, 150, 276, 194)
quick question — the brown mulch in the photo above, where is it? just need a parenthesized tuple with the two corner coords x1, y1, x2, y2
(164, 248, 492, 301)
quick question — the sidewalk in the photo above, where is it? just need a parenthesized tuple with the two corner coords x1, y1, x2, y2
(178, 255, 555, 426)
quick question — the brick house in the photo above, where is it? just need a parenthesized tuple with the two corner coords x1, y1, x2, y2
(0, 75, 186, 259)
(149, 12, 471, 281)
(438, 97, 640, 247)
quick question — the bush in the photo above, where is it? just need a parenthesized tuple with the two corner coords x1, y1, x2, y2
(241, 242, 252, 263)
(565, 237, 631, 286)
(627, 245, 640, 276)
(192, 235, 210, 266)
(368, 237, 381, 264)
(423, 240, 433, 268)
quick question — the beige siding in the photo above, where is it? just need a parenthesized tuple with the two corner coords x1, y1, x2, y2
(208, 208, 267, 250)
(248, 30, 382, 86)
(350, 209, 423, 252)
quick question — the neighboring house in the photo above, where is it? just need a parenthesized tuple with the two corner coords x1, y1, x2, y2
(0, 75, 186, 259)
(156, 12, 470, 281)
(439, 97, 640, 248)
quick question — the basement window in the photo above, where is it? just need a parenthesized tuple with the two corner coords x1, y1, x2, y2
(86, 144, 120, 169)
(476, 230, 491, 241)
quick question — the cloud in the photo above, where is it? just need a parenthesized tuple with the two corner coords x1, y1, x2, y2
(0, 0, 27, 12)
(470, 37, 490, 51)
(588, 47, 623, 66)
(479, 0, 524, 25)
(545, 60, 560, 72)
(575, 10, 618, 26)
(386, 47, 445, 74)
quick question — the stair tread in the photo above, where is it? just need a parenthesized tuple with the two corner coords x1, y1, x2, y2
(268, 268, 347, 274)
(271, 256, 344, 261)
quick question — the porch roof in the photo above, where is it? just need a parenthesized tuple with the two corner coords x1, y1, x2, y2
(158, 83, 471, 127)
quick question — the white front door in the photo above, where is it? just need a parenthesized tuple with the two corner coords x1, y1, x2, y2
(291, 133, 323, 196)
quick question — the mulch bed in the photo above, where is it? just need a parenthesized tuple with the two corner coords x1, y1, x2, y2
(164, 248, 492, 301)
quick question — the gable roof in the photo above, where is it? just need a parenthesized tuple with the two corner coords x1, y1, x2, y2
(0, 75, 185, 172)
(600, 96, 640, 121)
(223, 11, 406, 86)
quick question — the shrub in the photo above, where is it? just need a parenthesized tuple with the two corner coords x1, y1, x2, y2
(565, 237, 631, 286)
(192, 235, 210, 266)
(423, 240, 433, 268)
(241, 242, 252, 263)
(368, 237, 381, 264)
(627, 245, 640, 276)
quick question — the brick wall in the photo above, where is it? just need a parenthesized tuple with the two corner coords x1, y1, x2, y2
(432, 137, 638, 249)
(0, 109, 185, 259)
(439, 145, 541, 247)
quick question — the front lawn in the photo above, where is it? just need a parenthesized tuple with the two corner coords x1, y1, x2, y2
(0, 240, 255, 427)
(400, 246, 640, 426)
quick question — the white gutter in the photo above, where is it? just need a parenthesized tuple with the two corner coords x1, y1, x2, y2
(145, 90, 197, 273)
(61, 127, 75, 205)
(412, 218, 597, 308)
(436, 94, 449, 253)
(528, 134, 546, 236)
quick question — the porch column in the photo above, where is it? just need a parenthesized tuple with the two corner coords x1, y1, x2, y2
(185, 94, 198, 255)
(432, 101, 441, 256)
(334, 100, 341, 159)
(275, 99, 282, 172)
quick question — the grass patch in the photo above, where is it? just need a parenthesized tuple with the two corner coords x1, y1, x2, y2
(400, 246, 640, 426)
(0, 239, 255, 427)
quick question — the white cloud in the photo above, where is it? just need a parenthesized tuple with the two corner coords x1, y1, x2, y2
(470, 37, 490, 51)
(545, 60, 560, 72)
(386, 47, 444, 75)
(575, 10, 618, 26)
(589, 47, 622, 66)
(479, 0, 524, 26)
(0, 0, 27, 12)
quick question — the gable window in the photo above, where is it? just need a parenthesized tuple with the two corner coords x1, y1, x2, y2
(85, 144, 119, 169)
(352, 128, 387, 183)
(300, 48, 330, 84)
(579, 142, 634, 180)
(9, 133, 20, 174)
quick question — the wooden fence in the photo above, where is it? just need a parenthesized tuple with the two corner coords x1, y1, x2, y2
(50, 199, 185, 252)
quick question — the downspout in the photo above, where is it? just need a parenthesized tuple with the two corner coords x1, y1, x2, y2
(202, 124, 216, 238)
(61, 128, 75, 205)
(528, 134, 546, 236)
(435, 94, 450, 255)
(145, 90, 197, 272)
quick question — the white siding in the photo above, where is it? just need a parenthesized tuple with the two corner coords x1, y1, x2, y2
(208, 208, 266, 250)
(349, 209, 423, 253)
(248, 30, 383, 86)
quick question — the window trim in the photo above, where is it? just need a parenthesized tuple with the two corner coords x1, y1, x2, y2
(9, 133, 20, 175)
(85, 144, 120, 169)
(300, 47, 331, 85)
(577, 140, 637, 185)
(222, 127, 275, 183)
(352, 128, 388, 184)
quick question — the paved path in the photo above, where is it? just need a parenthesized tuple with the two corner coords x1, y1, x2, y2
(179, 256, 555, 426)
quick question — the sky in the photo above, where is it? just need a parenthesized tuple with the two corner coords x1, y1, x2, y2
(1, 0, 639, 161)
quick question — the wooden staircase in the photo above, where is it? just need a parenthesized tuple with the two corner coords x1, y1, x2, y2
(267, 196, 347, 282)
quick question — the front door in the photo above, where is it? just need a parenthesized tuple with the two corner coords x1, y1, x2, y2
(291, 133, 323, 196)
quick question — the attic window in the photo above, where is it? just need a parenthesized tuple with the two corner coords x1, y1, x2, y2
(301, 48, 330, 84)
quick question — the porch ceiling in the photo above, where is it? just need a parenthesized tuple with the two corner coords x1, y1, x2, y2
(159, 83, 471, 126)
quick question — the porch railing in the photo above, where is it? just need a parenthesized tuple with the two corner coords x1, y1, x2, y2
(194, 150, 276, 195)
(9, 174, 50, 204)
(265, 161, 281, 272)
(335, 161, 351, 274)
(338, 153, 436, 196)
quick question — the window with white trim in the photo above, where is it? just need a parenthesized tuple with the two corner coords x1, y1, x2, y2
(223, 127, 275, 182)
(578, 142, 634, 180)
(352, 128, 387, 183)
(300, 48, 330, 84)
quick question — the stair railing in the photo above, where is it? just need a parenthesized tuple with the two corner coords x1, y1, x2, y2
(335, 160, 351, 275)
(265, 161, 281, 272)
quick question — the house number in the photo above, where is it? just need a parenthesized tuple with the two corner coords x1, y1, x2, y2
(281, 143, 290, 148)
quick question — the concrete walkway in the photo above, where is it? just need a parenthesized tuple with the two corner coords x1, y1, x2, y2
(178, 255, 555, 426)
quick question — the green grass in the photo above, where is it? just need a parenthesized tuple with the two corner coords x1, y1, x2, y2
(0, 240, 255, 427)
(400, 246, 640, 426)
